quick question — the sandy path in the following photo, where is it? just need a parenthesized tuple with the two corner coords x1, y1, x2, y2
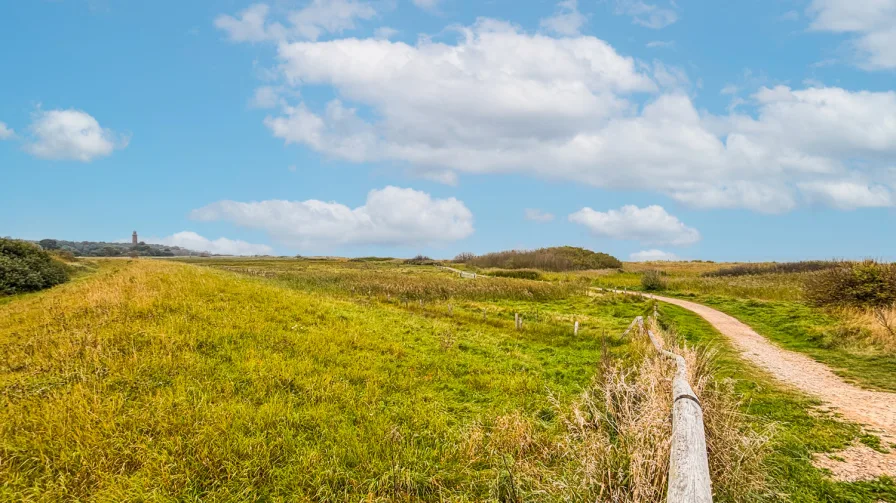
(642, 293, 896, 441)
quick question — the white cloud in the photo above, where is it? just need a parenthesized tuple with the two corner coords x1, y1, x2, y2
(215, 4, 277, 42)
(0, 122, 14, 140)
(190, 186, 474, 249)
(615, 0, 678, 29)
(215, 1, 376, 43)
(540, 0, 587, 36)
(222, 17, 896, 213)
(157, 231, 273, 256)
(798, 180, 894, 209)
(630, 249, 680, 261)
(646, 40, 674, 48)
(807, 0, 896, 70)
(24, 109, 127, 162)
(569, 205, 700, 246)
(525, 208, 555, 222)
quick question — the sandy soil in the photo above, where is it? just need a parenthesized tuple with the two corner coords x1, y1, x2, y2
(642, 293, 896, 480)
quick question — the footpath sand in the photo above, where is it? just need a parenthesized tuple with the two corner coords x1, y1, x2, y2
(644, 293, 896, 480)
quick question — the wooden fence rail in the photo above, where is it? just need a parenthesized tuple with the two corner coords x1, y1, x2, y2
(630, 313, 713, 503)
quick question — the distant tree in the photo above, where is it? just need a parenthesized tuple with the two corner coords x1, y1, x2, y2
(39, 239, 59, 250)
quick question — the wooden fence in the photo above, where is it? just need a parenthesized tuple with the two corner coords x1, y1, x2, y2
(627, 310, 713, 503)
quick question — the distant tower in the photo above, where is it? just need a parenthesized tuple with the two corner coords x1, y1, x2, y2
(132, 231, 138, 245)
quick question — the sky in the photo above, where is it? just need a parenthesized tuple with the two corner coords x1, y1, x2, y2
(1, 0, 895, 261)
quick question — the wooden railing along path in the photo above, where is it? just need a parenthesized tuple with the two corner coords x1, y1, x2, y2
(625, 306, 713, 503)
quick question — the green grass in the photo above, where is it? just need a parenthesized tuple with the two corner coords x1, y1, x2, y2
(0, 260, 645, 501)
(692, 296, 896, 391)
(585, 264, 896, 391)
(2, 258, 891, 501)
(659, 303, 896, 502)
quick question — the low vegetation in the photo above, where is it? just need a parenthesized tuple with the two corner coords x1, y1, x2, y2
(0, 238, 69, 295)
(704, 261, 840, 278)
(36, 238, 204, 257)
(2, 257, 892, 500)
(485, 268, 543, 280)
(640, 269, 666, 291)
(586, 260, 896, 390)
(458, 246, 622, 272)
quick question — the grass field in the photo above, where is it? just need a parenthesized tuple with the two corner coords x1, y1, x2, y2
(1, 258, 893, 501)
(585, 262, 896, 392)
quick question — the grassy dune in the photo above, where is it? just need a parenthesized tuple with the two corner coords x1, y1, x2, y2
(2, 259, 893, 501)
(0, 260, 646, 501)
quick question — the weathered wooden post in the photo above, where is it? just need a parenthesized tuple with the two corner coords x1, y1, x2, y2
(574, 320, 579, 336)
(448, 304, 453, 316)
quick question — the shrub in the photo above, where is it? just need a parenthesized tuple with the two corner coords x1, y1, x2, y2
(466, 247, 621, 272)
(804, 260, 896, 309)
(404, 255, 438, 266)
(453, 252, 475, 263)
(641, 270, 666, 291)
(0, 238, 70, 295)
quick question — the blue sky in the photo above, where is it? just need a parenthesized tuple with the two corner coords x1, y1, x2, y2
(1, 0, 895, 261)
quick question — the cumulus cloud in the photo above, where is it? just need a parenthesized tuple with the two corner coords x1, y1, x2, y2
(221, 16, 896, 213)
(808, 0, 896, 70)
(798, 180, 893, 209)
(0, 122, 14, 140)
(569, 205, 700, 245)
(157, 231, 273, 256)
(540, 0, 587, 36)
(615, 0, 678, 29)
(630, 249, 680, 261)
(215, 1, 376, 43)
(525, 208, 555, 222)
(190, 186, 473, 249)
(25, 109, 128, 162)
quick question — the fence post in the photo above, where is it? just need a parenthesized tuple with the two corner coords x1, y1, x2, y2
(574, 320, 579, 336)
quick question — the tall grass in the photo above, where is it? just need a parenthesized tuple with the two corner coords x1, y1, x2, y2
(214, 262, 584, 301)
(462, 318, 770, 502)
(704, 261, 840, 278)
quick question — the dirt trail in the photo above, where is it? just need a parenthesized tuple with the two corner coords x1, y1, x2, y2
(642, 293, 896, 441)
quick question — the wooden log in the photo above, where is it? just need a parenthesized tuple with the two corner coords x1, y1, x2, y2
(632, 316, 713, 503)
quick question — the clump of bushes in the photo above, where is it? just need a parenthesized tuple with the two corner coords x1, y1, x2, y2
(487, 268, 543, 280)
(0, 238, 70, 295)
(641, 270, 666, 291)
(704, 261, 839, 277)
(404, 255, 438, 266)
(804, 260, 896, 308)
(458, 246, 621, 272)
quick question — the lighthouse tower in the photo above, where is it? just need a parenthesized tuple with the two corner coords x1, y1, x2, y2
(132, 231, 138, 245)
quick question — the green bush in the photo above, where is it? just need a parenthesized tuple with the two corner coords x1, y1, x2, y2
(0, 238, 70, 295)
(804, 260, 896, 308)
(641, 270, 666, 291)
(466, 246, 621, 271)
